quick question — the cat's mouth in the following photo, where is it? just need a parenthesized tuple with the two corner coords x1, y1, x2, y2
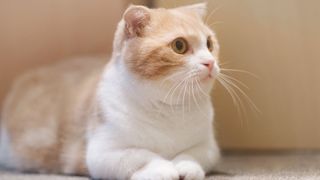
(199, 69, 218, 82)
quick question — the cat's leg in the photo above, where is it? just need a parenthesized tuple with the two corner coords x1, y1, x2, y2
(86, 136, 179, 180)
(172, 139, 220, 180)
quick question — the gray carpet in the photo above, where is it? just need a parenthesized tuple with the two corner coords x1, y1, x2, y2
(1, 152, 319, 180)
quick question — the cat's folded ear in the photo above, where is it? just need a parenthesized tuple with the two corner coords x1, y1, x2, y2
(177, 2, 207, 18)
(123, 5, 151, 38)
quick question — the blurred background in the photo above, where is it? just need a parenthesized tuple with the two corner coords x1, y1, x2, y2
(1, 0, 319, 151)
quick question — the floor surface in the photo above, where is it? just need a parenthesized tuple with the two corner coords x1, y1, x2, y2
(1, 152, 319, 180)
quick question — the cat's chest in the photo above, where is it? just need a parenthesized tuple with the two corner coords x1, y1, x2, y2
(111, 103, 213, 158)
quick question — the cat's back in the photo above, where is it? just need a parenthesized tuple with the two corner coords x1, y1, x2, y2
(3, 56, 106, 118)
(0, 56, 106, 173)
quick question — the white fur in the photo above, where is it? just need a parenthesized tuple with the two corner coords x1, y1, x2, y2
(0, 126, 19, 170)
(175, 160, 205, 180)
(86, 32, 220, 179)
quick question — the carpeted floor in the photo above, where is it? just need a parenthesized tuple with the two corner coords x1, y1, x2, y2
(1, 152, 319, 180)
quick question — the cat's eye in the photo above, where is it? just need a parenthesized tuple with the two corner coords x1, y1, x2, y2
(171, 38, 188, 54)
(207, 37, 214, 52)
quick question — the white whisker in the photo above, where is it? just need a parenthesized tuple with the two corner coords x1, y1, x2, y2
(205, 5, 222, 25)
(220, 68, 259, 79)
(194, 78, 212, 120)
(208, 21, 224, 28)
(166, 71, 197, 112)
(219, 74, 261, 114)
(217, 77, 244, 117)
(160, 70, 187, 88)
(219, 73, 249, 89)
(182, 78, 188, 121)
(158, 72, 193, 115)
(195, 77, 210, 98)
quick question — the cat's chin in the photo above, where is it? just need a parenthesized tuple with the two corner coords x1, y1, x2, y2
(200, 74, 215, 83)
(199, 76, 216, 90)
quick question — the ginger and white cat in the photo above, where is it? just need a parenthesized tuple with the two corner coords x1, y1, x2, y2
(0, 3, 221, 180)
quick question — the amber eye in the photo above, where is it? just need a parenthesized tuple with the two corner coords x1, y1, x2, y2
(207, 37, 214, 52)
(171, 38, 188, 54)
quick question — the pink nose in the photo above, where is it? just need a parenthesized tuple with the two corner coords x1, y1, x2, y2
(201, 60, 214, 72)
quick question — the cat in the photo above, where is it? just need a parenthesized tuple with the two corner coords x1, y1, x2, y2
(0, 3, 221, 180)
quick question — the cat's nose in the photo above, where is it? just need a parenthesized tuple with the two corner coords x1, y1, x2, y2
(201, 60, 214, 72)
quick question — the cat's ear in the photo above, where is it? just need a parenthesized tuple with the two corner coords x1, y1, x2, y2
(178, 3, 207, 18)
(123, 5, 151, 38)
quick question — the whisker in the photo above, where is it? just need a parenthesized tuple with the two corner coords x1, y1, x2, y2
(194, 77, 210, 98)
(219, 76, 254, 125)
(219, 75, 261, 114)
(208, 21, 224, 28)
(220, 68, 260, 79)
(218, 77, 249, 127)
(182, 77, 189, 121)
(160, 72, 194, 114)
(219, 73, 249, 89)
(188, 78, 192, 112)
(217, 77, 244, 117)
(205, 5, 223, 25)
(191, 78, 201, 111)
(194, 78, 212, 120)
(219, 61, 231, 66)
(160, 70, 187, 88)
(168, 77, 190, 112)
(167, 71, 197, 110)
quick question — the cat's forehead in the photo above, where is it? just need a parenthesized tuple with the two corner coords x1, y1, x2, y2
(148, 8, 214, 39)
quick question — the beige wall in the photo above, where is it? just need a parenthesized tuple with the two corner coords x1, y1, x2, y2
(157, 0, 320, 150)
(0, 0, 127, 107)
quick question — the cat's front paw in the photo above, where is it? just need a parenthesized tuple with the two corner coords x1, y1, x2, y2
(131, 159, 179, 180)
(175, 161, 205, 180)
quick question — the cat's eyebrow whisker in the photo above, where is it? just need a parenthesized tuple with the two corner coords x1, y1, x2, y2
(208, 21, 224, 28)
(205, 5, 223, 25)
(220, 68, 260, 79)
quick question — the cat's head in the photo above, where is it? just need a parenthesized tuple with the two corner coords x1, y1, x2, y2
(114, 3, 220, 92)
